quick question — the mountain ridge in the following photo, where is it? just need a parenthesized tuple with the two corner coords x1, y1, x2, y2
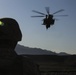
(15, 44, 70, 55)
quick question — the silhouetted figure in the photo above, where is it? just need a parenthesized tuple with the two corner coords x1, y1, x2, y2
(0, 18, 40, 75)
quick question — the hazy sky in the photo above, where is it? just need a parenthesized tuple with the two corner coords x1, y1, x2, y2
(0, 0, 76, 54)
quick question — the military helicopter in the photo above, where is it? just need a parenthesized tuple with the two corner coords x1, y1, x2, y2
(31, 7, 68, 29)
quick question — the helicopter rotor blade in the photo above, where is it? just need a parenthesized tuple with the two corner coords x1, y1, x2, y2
(53, 9, 64, 14)
(45, 7, 50, 15)
(54, 15, 68, 17)
(31, 16, 45, 17)
(32, 10, 46, 15)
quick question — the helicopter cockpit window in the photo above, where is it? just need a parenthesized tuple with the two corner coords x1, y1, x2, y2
(0, 21, 4, 26)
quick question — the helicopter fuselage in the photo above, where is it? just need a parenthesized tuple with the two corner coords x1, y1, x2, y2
(42, 15, 55, 29)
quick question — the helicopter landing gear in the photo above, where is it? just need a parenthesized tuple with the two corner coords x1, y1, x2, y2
(46, 24, 50, 29)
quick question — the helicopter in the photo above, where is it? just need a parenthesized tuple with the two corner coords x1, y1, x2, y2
(31, 7, 68, 29)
